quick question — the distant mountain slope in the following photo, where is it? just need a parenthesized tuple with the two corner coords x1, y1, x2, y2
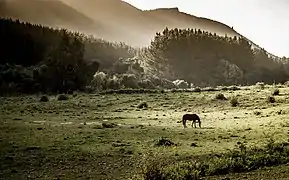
(0, 0, 108, 36)
(0, 0, 279, 59)
(144, 8, 238, 37)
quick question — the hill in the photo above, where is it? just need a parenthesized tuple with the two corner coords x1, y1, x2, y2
(0, 0, 110, 36)
(0, 0, 279, 59)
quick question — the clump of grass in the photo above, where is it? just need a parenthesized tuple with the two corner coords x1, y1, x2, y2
(138, 102, 148, 109)
(155, 137, 176, 147)
(57, 94, 69, 101)
(92, 124, 103, 129)
(159, 89, 165, 94)
(102, 122, 117, 128)
(139, 151, 201, 180)
(140, 139, 289, 179)
(72, 92, 78, 97)
(256, 82, 265, 89)
(230, 96, 239, 107)
(39, 95, 49, 102)
(272, 89, 280, 96)
(267, 96, 275, 103)
(253, 111, 261, 116)
(215, 93, 227, 100)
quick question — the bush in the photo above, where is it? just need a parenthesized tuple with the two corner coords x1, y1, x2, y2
(139, 79, 156, 89)
(155, 137, 176, 147)
(40, 95, 49, 102)
(141, 153, 168, 180)
(138, 138, 289, 179)
(120, 74, 139, 89)
(256, 82, 265, 89)
(272, 89, 280, 96)
(102, 122, 117, 128)
(57, 94, 69, 101)
(267, 96, 275, 103)
(173, 79, 189, 89)
(105, 75, 121, 90)
(215, 93, 227, 100)
(138, 102, 148, 109)
(91, 71, 108, 91)
(230, 97, 239, 107)
(253, 111, 261, 116)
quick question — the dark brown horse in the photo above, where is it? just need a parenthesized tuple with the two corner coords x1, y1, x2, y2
(182, 114, 201, 128)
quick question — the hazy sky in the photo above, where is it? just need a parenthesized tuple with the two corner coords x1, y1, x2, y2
(124, 0, 289, 57)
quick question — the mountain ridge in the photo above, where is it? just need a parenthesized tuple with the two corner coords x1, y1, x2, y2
(0, 0, 280, 59)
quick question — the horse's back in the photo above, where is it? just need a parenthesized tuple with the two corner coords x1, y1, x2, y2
(182, 113, 200, 120)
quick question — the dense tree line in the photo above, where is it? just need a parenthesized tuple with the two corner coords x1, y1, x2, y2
(0, 18, 136, 94)
(1, 18, 289, 95)
(148, 28, 289, 86)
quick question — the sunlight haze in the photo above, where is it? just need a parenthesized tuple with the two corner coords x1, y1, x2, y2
(124, 0, 289, 57)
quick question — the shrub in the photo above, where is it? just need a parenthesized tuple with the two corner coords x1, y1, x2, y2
(57, 94, 69, 101)
(155, 137, 176, 147)
(102, 122, 117, 128)
(215, 93, 227, 100)
(120, 74, 139, 89)
(141, 152, 168, 180)
(105, 75, 121, 90)
(138, 79, 156, 89)
(138, 102, 148, 109)
(39, 95, 49, 102)
(284, 81, 289, 87)
(173, 79, 189, 89)
(141, 158, 201, 180)
(256, 82, 265, 89)
(272, 89, 280, 96)
(91, 71, 108, 91)
(253, 111, 261, 116)
(267, 96, 275, 103)
(230, 97, 239, 107)
(139, 138, 289, 179)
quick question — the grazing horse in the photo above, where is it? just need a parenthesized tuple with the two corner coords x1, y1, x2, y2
(182, 113, 201, 128)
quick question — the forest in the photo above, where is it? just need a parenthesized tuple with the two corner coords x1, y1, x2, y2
(148, 28, 289, 86)
(1, 18, 289, 95)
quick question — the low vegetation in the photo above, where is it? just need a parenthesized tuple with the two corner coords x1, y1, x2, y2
(2, 17, 289, 180)
(272, 88, 280, 96)
(141, 139, 289, 179)
(2, 18, 289, 97)
(267, 96, 276, 103)
(57, 94, 69, 101)
(39, 95, 49, 102)
(1, 85, 289, 179)
(215, 93, 227, 100)
(230, 96, 239, 107)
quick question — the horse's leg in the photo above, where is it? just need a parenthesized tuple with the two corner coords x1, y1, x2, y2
(194, 120, 197, 128)
(199, 120, 201, 128)
(183, 119, 187, 128)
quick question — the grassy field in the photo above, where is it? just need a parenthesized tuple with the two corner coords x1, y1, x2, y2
(1, 85, 289, 179)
